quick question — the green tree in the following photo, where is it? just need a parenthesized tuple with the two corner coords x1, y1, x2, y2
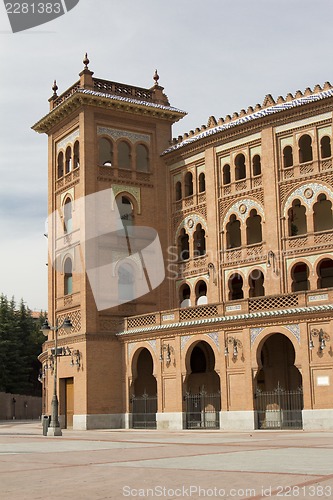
(0, 294, 45, 396)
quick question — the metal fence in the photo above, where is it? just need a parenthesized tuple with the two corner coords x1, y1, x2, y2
(255, 386, 303, 429)
(131, 394, 157, 429)
(185, 391, 221, 429)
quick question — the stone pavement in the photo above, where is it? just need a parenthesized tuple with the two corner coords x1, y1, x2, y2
(0, 421, 333, 499)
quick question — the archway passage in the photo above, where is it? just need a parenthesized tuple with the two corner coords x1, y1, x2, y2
(131, 348, 157, 428)
(184, 341, 220, 429)
(255, 333, 303, 429)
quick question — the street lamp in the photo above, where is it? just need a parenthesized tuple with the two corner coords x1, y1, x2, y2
(41, 317, 73, 436)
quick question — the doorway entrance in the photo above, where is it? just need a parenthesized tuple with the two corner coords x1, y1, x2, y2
(255, 333, 303, 429)
(65, 378, 74, 428)
(131, 348, 157, 429)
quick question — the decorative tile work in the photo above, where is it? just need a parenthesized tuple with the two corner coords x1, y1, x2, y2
(56, 128, 79, 153)
(206, 332, 220, 350)
(57, 309, 81, 336)
(223, 198, 264, 227)
(250, 327, 265, 345)
(285, 324, 301, 343)
(97, 126, 150, 144)
(128, 343, 136, 358)
(175, 214, 207, 238)
(181, 335, 192, 350)
(111, 184, 141, 213)
(284, 183, 333, 215)
(147, 339, 157, 354)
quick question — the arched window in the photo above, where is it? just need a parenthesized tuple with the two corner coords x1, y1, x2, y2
(116, 195, 134, 228)
(136, 144, 149, 172)
(226, 214, 241, 249)
(73, 141, 80, 169)
(118, 141, 131, 169)
(252, 155, 261, 176)
(283, 146, 293, 168)
(317, 258, 333, 289)
(178, 229, 189, 260)
(235, 153, 246, 180)
(195, 280, 207, 305)
(198, 173, 206, 193)
(298, 134, 313, 163)
(63, 197, 72, 233)
(64, 257, 73, 296)
(184, 172, 193, 197)
(223, 164, 231, 185)
(65, 146, 72, 174)
(313, 194, 333, 232)
(288, 199, 307, 236)
(175, 181, 182, 201)
(118, 262, 135, 302)
(180, 283, 191, 307)
(246, 209, 262, 245)
(57, 152, 64, 179)
(291, 263, 310, 292)
(193, 224, 206, 257)
(320, 136, 331, 159)
(228, 274, 244, 300)
(99, 137, 113, 166)
(249, 269, 265, 297)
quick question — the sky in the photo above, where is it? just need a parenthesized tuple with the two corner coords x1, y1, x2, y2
(0, 0, 333, 312)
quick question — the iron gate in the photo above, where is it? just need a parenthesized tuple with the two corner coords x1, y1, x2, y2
(131, 394, 157, 429)
(255, 386, 303, 429)
(185, 391, 221, 429)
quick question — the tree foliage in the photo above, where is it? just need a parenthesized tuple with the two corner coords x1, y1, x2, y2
(0, 294, 46, 396)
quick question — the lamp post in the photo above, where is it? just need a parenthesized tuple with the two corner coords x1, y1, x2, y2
(41, 317, 72, 436)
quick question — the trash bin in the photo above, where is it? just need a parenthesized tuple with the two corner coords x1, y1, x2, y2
(42, 415, 50, 436)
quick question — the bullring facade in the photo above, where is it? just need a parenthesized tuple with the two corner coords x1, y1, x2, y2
(33, 56, 333, 431)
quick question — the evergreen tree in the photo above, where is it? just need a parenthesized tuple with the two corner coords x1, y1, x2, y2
(0, 294, 45, 395)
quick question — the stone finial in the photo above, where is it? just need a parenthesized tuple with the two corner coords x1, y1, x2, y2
(52, 80, 58, 96)
(83, 53, 90, 69)
(153, 69, 159, 86)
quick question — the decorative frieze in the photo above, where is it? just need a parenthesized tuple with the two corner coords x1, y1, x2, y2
(97, 126, 150, 144)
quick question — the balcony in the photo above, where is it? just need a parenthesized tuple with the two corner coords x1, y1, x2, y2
(283, 229, 333, 255)
(121, 289, 333, 333)
(280, 158, 332, 181)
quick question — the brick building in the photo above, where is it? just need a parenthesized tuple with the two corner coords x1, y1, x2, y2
(33, 56, 333, 431)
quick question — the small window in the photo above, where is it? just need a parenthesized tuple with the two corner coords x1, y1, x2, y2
(198, 173, 206, 193)
(320, 136, 331, 159)
(175, 181, 182, 201)
(73, 141, 80, 169)
(195, 280, 207, 305)
(313, 194, 333, 232)
(64, 257, 73, 295)
(249, 269, 265, 297)
(180, 284, 191, 307)
(184, 172, 193, 196)
(57, 152, 64, 179)
(283, 146, 293, 168)
(252, 155, 261, 176)
(136, 144, 149, 172)
(246, 209, 262, 245)
(116, 195, 134, 227)
(228, 274, 244, 300)
(178, 229, 189, 260)
(226, 214, 241, 249)
(288, 199, 307, 236)
(63, 197, 72, 233)
(235, 154, 246, 180)
(299, 134, 313, 163)
(317, 258, 333, 289)
(223, 164, 231, 185)
(193, 224, 206, 257)
(65, 146, 72, 174)
(99, 137, 113, 166)
(291, 263, 309, 292)
(118, 141, 131, 169)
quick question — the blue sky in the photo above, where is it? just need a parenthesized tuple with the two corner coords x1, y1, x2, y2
(0, 0, 332, 311)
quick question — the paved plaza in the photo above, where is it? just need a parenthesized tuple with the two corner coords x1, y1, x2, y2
(0, 422, 333, 499)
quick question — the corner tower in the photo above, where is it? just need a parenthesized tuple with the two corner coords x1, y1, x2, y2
(33, 55, 186, 429)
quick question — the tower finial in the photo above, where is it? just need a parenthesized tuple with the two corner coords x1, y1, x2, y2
(153, 69, 159, 86)
(83, 53, 90, 69)
(52, 80, 58, 96)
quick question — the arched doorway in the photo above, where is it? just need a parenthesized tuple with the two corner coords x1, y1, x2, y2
(184, 341, 220, 429)
(131, 348, 157, 428)
(255, 333, 303, 429)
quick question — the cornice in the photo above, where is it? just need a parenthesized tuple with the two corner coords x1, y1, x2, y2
(32, 90, 186, 135)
